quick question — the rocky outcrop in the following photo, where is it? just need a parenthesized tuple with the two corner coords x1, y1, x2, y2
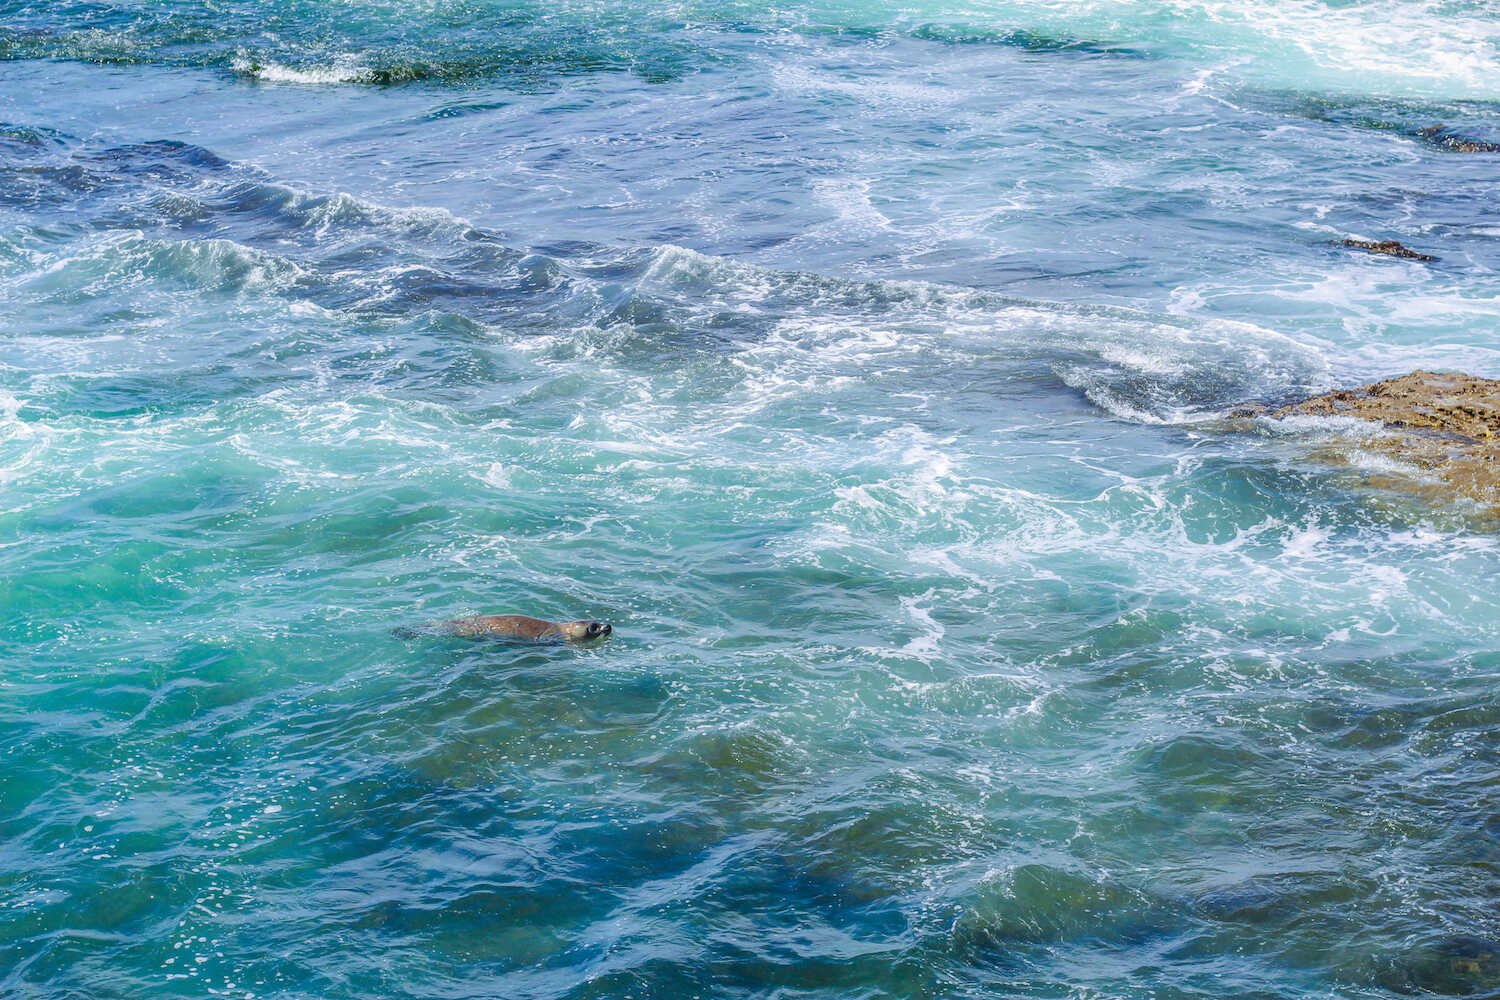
(1418, 125, 1500, 154)
(1272, 371, 1500, 438)
(1339, 239, 1436, 262)
(1235, 371, 1500, 512)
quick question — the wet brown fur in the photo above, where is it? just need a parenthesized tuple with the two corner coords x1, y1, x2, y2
(433, 614, 610, 643)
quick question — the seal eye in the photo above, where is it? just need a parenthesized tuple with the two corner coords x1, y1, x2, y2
(587, 622, 603, 637)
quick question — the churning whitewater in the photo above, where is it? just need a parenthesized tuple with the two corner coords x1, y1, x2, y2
(1, 2, 1497, 998)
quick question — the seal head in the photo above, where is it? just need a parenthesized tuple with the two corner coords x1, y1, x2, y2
(559, 620, 613, 642)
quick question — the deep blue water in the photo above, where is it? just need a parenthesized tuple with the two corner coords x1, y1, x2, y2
(2, 2, 1498, 997)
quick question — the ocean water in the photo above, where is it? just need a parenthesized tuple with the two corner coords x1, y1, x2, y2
(2, 2, 1498, 997)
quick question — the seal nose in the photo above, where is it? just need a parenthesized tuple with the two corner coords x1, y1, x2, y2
(600, 623, 612, 636)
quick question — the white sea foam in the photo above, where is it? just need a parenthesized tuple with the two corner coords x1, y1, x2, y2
(636, 243, 1323, 426)
(1213, 0, 1500, 99)
(972, 0, 1500, 100)
(1280, 523, 1328, 560)
(811, 178, 892, 233)
(0, 390, 52, 488)
(231, 56, 376, 85)
(0, 390, 23, 425)
(770, 62, 962, 112)
(898, 594, 946, 661)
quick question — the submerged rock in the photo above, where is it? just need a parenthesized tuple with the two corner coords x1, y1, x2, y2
(1339, 238, 1436, 262)
(1252, 371, 1500, 512)
(1418, 124, 1500, 153)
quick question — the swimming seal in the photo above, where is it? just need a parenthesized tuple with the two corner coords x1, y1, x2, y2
(398, 614, 613, 643)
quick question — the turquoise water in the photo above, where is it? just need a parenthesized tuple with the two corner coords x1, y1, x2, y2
(2, 2, 1499, 997)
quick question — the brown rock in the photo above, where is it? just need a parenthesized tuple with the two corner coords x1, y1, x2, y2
(1274, 370, 1500, 437)
(1339, 239, 1436, 262)
(1270, 371, 1500, 511)
(1418, 125, 1500, 153)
